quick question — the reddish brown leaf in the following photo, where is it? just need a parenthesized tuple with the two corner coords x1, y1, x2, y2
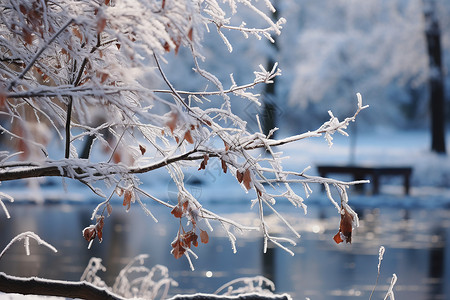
(23, 28, 33, 44)
(243, 169, 252, 190)
(98, 71, 108, 83)
(183, 231, 198, 248)
(184, 130, 194, 144)
(96, 217, 104, 242)
(340, 208, 354, 243)
(171, 205, 183, 218)
(83, 226, 96, 242)
(123, 189, 133, 211)
(174, 136, 180, 143)
(198, 154, 209, 170)
(188, 27, 193, 41)
(224, 140, 229, 151)
(106, 202, 113, 216)
(333, 207, 354, 244)
(166, 112, 177, 134)
(104, 0, 110, 5)
(171, 239, 185, 259)
(19, 4, 27, 15)
(113, 152, 121, 164)
(163, 41, 171, 52)
(182, 200, 189, 211)
(174, 36, 181, 55)
(139, 144, 146, 155)
(221, 159, 227, 173)
(236, 170, 243, 183)
(0, 86, 6, 109)
(97, 17, 107, 33)
(200, 230, 209, 244)
(73, 26, 83, 42)
(116, 43, 121, 50)
(333, 232, 343, 244)
(162, 0, 166, 9)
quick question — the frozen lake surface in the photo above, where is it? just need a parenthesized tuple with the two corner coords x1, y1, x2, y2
(0, 200, 449, 300)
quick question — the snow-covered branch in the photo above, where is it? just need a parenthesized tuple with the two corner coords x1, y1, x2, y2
(0, 0, 368, 278)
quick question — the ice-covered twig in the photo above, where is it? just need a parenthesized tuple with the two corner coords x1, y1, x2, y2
(7, 18, 75, 90)
(369, 245, 386, 300)
(214, 276, 275, 296)
(384, 274, 397, 300)
(0, 192, 14, 219)
(0, 231, 57, 260)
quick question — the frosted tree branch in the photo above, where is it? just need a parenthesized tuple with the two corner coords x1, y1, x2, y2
(0, 0, 368, 275)
(0, 231, 57, 260)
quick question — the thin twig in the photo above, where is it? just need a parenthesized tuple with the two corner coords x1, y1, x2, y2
(65, 34, 102, 159)
(7, 18, 74, 90)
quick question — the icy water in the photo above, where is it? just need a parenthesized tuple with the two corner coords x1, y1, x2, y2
(0, 200, 449, 300)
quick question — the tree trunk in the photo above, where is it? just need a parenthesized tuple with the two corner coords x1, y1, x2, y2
(262, 57, 277, 137)
(423, 0, 446, 154)
(262, 3, 279, 137)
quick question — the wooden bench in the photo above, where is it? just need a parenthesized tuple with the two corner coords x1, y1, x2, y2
(317, 165, 413, 195)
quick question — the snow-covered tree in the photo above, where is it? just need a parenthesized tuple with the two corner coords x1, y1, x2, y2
(280, 0, 449, 131)
(0, 0, 368, 298)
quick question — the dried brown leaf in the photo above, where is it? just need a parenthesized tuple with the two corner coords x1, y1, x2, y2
(198, 154, 209, 170)
(19, 4, 27, 15)
(333, 207, 354, 244)
(73, 26, 83, 42)
(188, 27, 193, 41)
(243, 169, 252, 190)
(106, 202, 113, 216)
(171, 205, 183, 218)
(123, 189, 133, 211)
(184, 130, 194, 144)
(0, 86, 6, 109)
(97, 16, 107, 33)
(183, 231, 198, 248)
(96, 217, 104, 242)
(139, 144, 146, 155)
(333, 232, 343, 244)
(166, 112, 177, 134)
(83, 226, 96, 242)
(200, 230, 209, 244)
(163, 41, 171, 52)
(182, 200, 189, 211)
(23, 28, 33, 44)
(171, 239, 185, 259)
(236, 170, 243, 183)
(96, 71, 108, 83)
(221, 159, 227, 173)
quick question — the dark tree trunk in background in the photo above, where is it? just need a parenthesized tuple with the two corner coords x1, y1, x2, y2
(262, 4, 279, 137)
(423, 0, 446, 154)
(262, 58, 277, 137)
